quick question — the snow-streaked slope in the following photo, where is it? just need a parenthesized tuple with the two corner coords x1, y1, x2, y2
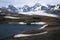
(19, 11, 59, 18)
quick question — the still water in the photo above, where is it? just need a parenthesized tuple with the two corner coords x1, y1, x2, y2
(0, 24, 43, 39)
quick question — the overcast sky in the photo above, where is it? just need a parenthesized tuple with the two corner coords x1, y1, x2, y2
(0, 0, 59, 7)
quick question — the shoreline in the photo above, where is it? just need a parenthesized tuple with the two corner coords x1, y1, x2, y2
(1, 24, 60, 40)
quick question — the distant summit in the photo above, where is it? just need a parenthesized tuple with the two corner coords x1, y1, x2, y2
(18, 3, 48, 12)
(22, 5, 31, 12)
(0, 3, 60, 13)
(8, 5, 18, 13)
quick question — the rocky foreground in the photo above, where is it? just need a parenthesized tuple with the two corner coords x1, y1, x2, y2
(1, 24, 60, 40)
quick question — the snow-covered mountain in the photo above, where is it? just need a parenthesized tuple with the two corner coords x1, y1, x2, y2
(18, 3, 41, 12)
(2, 3, 49, 13)
(18, 3, 49, 12)
(7, 5, 18, 13)
(1, 3, 60, 14)
(0, 3, 60, 18)
(18, 4, 60, 18)
(30, 3, 41, 11)
(22, 5, 31, 12)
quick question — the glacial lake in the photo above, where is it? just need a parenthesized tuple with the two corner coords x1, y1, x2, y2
(0, 24, 43, 39)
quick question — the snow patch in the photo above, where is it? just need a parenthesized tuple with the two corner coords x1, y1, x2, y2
(18, 22, 27, 24)
(14, 31, 48, 38)
(31, 22, 46, 25)
(4, 16, 20, 19)
(38, 24, 48, 29)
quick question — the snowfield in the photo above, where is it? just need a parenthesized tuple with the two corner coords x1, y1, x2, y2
(18, 11, 59, 18)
